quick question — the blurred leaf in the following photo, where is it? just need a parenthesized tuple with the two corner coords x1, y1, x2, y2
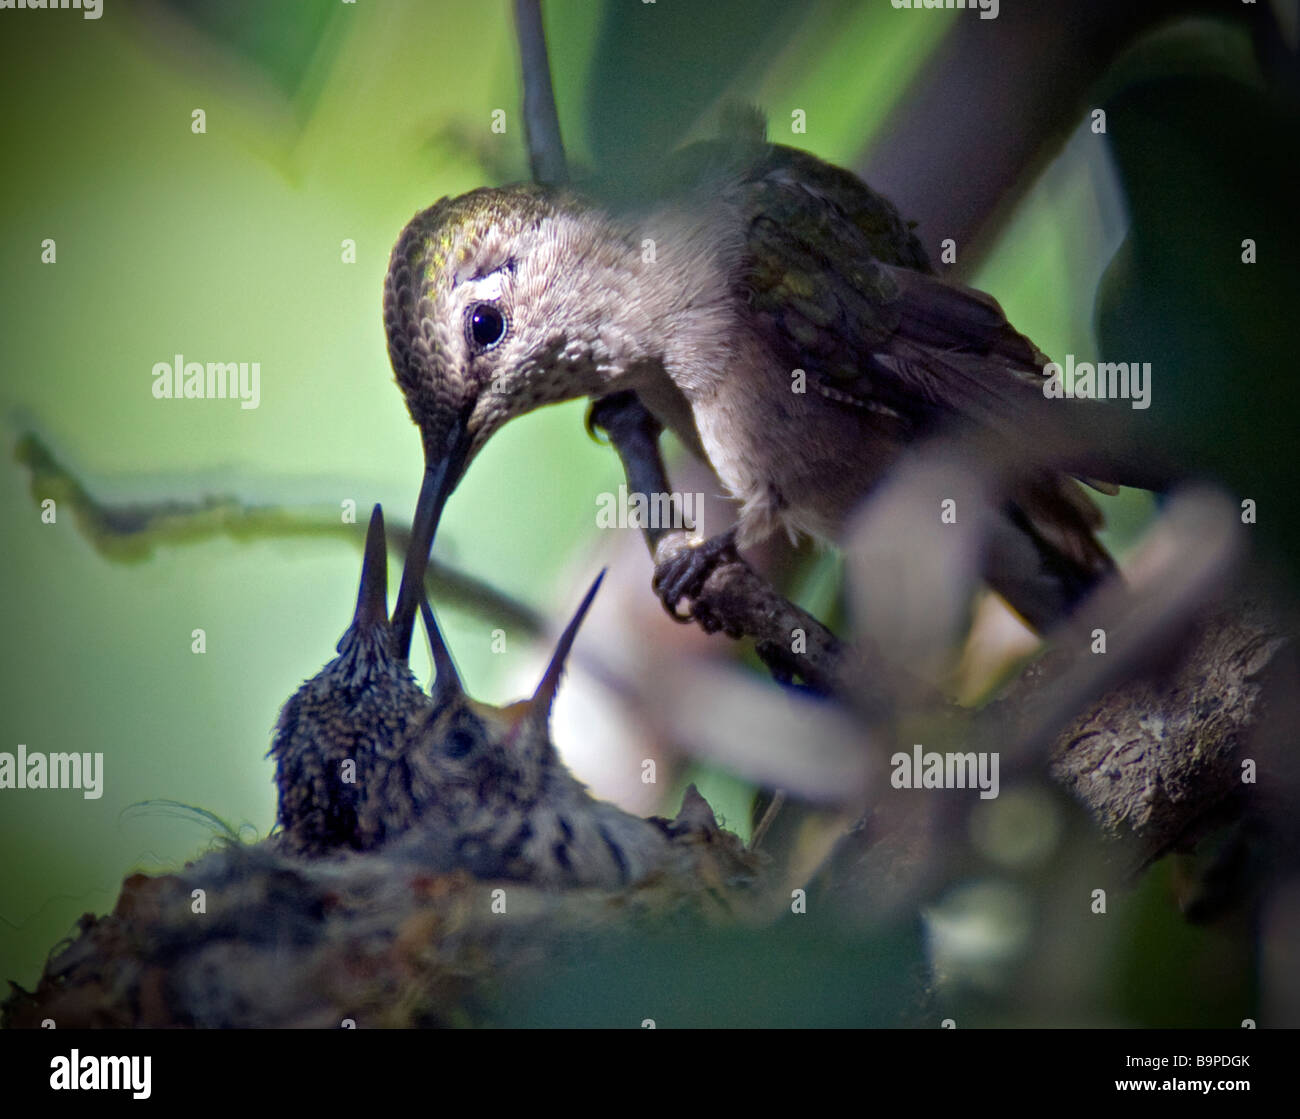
(586, 0, 795, 176)
(1094, 20, 1300, 577)
(161, 0, 344, 104)
(504, 918, 928, 1028)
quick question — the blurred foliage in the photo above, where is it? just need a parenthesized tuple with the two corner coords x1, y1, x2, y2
(162, 0, 343, 106)
(1094, 18, 1300, 575)
(506, 916, 930, 1028)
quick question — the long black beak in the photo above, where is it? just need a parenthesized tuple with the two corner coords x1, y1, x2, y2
(391, 454, 459, 660)
(352, 505, 390, 633)
(529, 569, 606, 720)
(418, 592, 464, 704)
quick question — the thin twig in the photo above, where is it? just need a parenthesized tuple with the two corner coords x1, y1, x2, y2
(513, 0, 568, 185)
(750, 791, 786, 852)
(14, 431, 546, 637)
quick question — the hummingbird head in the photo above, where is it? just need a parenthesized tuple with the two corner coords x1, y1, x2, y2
(403, 568, 678, 887)
(269, 505, 430, 854)
(413, 570, 606, 808)
(272, 505, 419, 724)
(383, 185, 649, 656)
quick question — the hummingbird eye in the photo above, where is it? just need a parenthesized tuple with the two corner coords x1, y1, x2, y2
(444, 724, 481, 759)
(466, 302, 507, 353)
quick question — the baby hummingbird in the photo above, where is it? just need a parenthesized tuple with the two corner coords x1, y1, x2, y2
(382, 111, 1167, 654)
(395, 575, 676, 889)
(270, 504, 676, 887)
(269, 505, 433, 856)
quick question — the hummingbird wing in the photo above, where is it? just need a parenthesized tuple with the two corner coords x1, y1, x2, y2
(733, 145, 1120, 625)
(735, 143, 1065, 440)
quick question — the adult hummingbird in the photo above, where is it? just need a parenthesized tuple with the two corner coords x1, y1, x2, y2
(382, 112, 1158, 657)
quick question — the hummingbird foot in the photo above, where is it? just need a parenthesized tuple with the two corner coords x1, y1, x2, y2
(652, 527, 746, 635)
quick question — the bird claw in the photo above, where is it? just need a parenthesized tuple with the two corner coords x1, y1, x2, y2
(653, 529, 744, 635)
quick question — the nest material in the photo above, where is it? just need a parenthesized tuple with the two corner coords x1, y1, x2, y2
(3, 787, 764, 1028)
